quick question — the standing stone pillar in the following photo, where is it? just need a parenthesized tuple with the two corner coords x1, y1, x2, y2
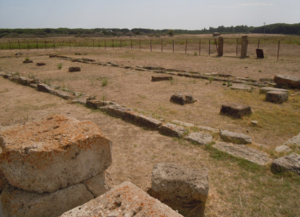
(241, 36, 248, 58)
(218, 37, 224, 56)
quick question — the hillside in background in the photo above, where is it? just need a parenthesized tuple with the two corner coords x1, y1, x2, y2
(0, 23, 299, 38)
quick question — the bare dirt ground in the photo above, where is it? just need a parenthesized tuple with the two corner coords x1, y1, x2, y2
(1, 46, 300, 216)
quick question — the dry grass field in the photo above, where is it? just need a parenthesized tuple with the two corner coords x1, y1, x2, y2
(0, 35, 300, 216)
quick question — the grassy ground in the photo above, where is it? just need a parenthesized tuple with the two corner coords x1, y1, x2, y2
(1, 39, 300, 216)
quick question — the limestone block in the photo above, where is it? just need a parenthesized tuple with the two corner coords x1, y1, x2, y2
(170, 94, 186, 105)
(0, 114, 112, 193)
(61, 181, 183, 217)
(271, 153, 300, 175)
(259, 87, 288, 94)
(18, 76, 33, 85)
(83, 172, 110, 197)
(151, 163, 209, 205)
(220, 103, 252, 118)
(52, 89, 74, 100)
(220, 130, 252, 144)
(37, 83, 54, 93)
(100, 104, 131, 118)
(275, 145, 291, 153)
(69, 67, 81, 72)
(23, 60, 33, 63)
(274, 75, 300, 88)
(185, 132, 213, 145)
(135, 114, 162, 130)
(151, 75, 172, 82)
(213, 142, 271, 166)
(230, 84, 252, 91)
(266, 91, 288, 103)
(36, 62, 46, 66)
(1, 183, 94, 217)
(284, 133, 300, 147)
(159, 123, 187, 138)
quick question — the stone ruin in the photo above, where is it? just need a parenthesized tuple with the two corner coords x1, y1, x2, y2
(36, 62, 46, 66)
(69, 67, 81, 72)
(0, 115, 112, 216)
(220, 103, 252, 118)
(170, 94, 196, 105)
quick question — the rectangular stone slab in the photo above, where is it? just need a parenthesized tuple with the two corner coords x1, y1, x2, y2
(159, 123, 186, 138)
(271, 153, 300, 175)
(0, 114, 112, 193)
(60, 181, 183, 217)
(213, 142, 271, 166)
(1, 183, 94, 217)
(151, 75, 172, 82)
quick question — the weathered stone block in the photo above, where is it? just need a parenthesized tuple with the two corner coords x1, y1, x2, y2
(170, 94, 186, 105)
(135, 114, 162, 130)
(220, 103, 252, 118)
(18, 76, 33, 85)
(100, 104, 131, 118)
(1, 183, 94, 217)
(52, 89, 74, 100)
(274, 75, 300, 88)
(23, 60, 33, 63)
(230, 84, 252, 92)
(256, 49, 264, 58)
(266, 91, 288, 103)
(213, 142, 271, 166)
(259, 87, 288, 94)
(61, 181, 183, 217)
(220, 130, 252, 144)
(37, 83, 53, 93)
(185, 132, 213, 145)
(150, 163, 209, 208)
(69, 67, 81, 72)
(275, 145, 291, 153)
(271, 153, 300, 175)
(284, 133, 300, 147)
(159, 123, 187, 138)
(0, 114, 112, 193)
(151, 75, 172, 82)
(36, 62, 46, 66)
(86, 100, 108, 109)
(83, 172, 110, 197)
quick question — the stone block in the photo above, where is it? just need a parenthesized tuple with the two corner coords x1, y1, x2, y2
(220, 103, 252, 118)
(170, 94, 186, 105)
(1, 183, 94, 217)
(36, 62, 46, 66)
(185, 132, 213, 145)
(275, 145, 291, 153)
(69, 67, 81, 72)
(37, 83, 54, 93)
(259, 87, 288, 94)
(151, 75, 172, 82)
(0, 114, 112, 193)
(100, 104, 131, 118)
(18, 76, 33, 85)
(83, 172, 110, 197)
(220, 130, 252, 144)
(230, 84, 252, 92)
(284, 133, 300, 147)
(159, 123, 187, 138)
(23, 60, 33, 63)
(266, 91, 288, 103)
(271, 153, 300, 175)
(61, 181, 183, 217)
(213, 142, 271, 166)
(135, 114, 162, 130)
(86, 100, 108, 109)
(274, 75, 300, 88)
(52, 89, 74, 100)
(150, 163, 208, 213)
(256, 49, 264, 58)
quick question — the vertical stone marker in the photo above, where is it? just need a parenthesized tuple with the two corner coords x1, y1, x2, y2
(0, 114, 112, 193)
(241, 36, 248, 58)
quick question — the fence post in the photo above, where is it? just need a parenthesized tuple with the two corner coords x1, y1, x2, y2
(105, 39, 106, 50)
(75, 40, 77, 48)
(45, 40, 47, 50)
(173, 39, 174, 53)
(93, 39, 94, 49)
(120, 39, 122, 50)
(236, 39, 238, 55)
(199, 39, 201, 56)
(130, 39, 132, 50)
(140, 39, 141, 51)
(27, 40, 29, 50)
(53, 40, 55, 50)
(98, 39, 100, 49)
(209, 39, 210, 55)
(185, 39, 187, 54)
(150, 39, 152, 52)
(61, 40, 63, 50)
(277, 40, 280, 61)
(8, 40, 11, 51)
(161, 39, 163, 52)
(36, 40, 38, 50)
(112, 39, 114, 49)
(18, 40, 20, 50)
(241, 36, 248, 58)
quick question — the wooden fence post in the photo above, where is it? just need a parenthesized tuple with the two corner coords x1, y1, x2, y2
(98, 39, 100, 49)
(209, 39, 210, 55)
(173, 39, 174, 53)
(150, 39, 152, 52)
(215, 39, 218, 53)
(139, 39, 141, 51)
(112, 39, 114, 49)
(236, 39, 238, 55)
(45, 40, 47, 50)
(18, 40, 20, 50)
(161, 39, 163, 52)
(8, 40, 11, 51)
(93, 39, 94, 49)
(185, 39, 187, 54)
(277, 40, 280, 61)
(120, 39, 122, 50)
(105, 39, 106, 50)
(36, 40, 38, 50)
(199, 39, 201, 56)
(131, 39, 132, 50)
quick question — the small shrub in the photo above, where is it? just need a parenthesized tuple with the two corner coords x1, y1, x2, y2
(102, 78, 108, 87)
(194, 52, 198, 56)
(57, 63, 63, 70)
(13, 71, 20, 76)
(208, 77, 214, 83)
(25, 57, 30, 61)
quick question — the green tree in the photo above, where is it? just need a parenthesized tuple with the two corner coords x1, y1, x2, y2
(167, 30, 174, 37)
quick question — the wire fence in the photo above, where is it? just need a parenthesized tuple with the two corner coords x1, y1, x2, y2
(0, 37, 299, 58)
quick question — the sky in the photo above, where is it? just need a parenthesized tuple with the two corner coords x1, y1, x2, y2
(0, 0, 299, 30)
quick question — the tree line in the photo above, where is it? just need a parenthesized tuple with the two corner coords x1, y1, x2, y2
(0, 23, 299, 38)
